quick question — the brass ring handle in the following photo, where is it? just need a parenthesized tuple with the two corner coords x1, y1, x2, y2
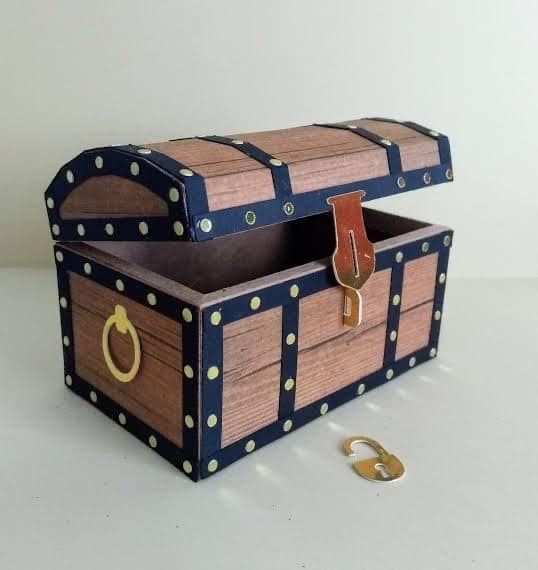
(102, 305, 141, 383)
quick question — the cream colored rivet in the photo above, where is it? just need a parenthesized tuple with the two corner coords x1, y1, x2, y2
(207, 366, 219, 381)
(115, 279, 125, 292)
(59, 297, 68, 309)
(82, 262, 91, 275)
(173, 221, 184, 237)
(210, 311, 222, 326)
(430, 130, 439, 137)
(207, 459, 218, 473)
(90, 390, 97, 403)
(95, 155, 104, 169)
(289, 284, 299, 298)
(283, 202, 295, 216)
(434, 310, 442, 321)
(443, 235, 451, 247)
(105, 223, 114, 236)
(347, 124, 358, 129)
(245, 211, 256, 225)
(392, 294, 401, 306)
(430, 347, 437, 358)
(66, 170, 75, 183)
(180, 168, 194, 177)
(46, 197, 55, 209)
(139, 221, 149, 235)
(250, 296, 261, 311)
(386, 369, 394, 380)
(130, 162, 140, 176)
(397, 176, 406, 189)
(286, 333, 296, 346)
(63, 335, 70, 347)
(77, 224, 86, 237)
(52, 224, 60, 236)
(55, 250, 64, 262)
(169, 187, 180, 202)
(65, 374, 73, 386)
(182, 308, 193, 323)
(409, 356, 417, 367)
(137, 148, 152, 155)
(380, 138, 392, 146)
(182, 460, 193, 474)
(320, 402, 329, 415)
(284, 378, 295, 391)
(147, 293, 157, 306)
(199, 218, 213, 233)
(423, 172, 432, 184)
(389, 330, 397, 342)
(149, 435, 158, 448)
(207, 414, 218, 428)
(283, 419, 293, 432)
(438, 273, 446, 284)
(183, 365, 194, 379)
(232, 139, 244, 145)
(422, 241, 430, 253)
(269, 158, 283, 166)
(395, 251, 404, 263)
(118, 412, 127, 425)
(185, 415, 194, 429)
(357, 383, 366, 395)
(245, 439, 256, 453)
(445, 168, 453, 180)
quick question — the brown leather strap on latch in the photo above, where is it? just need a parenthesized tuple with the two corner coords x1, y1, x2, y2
(327, 191, 375, 327)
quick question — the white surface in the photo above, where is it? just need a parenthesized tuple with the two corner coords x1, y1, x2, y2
(0, 268, 536, 569)
(1, 1, 538, 276)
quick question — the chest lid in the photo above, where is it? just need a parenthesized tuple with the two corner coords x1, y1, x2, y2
(44, 117, 452, 242)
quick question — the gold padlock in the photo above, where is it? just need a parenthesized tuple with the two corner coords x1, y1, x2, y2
(343, 436, 405, 482)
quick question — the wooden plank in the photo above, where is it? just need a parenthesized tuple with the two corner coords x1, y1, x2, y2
(395, 302, 434, 360)
(69, 272, 183, 446)
(401, 254, 438, 311)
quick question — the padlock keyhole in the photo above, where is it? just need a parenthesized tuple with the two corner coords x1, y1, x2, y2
(375, 463, 392, 479)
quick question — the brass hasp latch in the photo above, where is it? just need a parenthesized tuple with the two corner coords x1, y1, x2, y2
(327, 190, 375, 327)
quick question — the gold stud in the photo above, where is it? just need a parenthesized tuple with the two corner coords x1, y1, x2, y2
(438, 273, 446, 284)
(182, 460, 193, 474)
(52, 224, 60, 236)
(173, 221, 184, 237)
(232, 139, 244, 145)
(429, 130, 439, 137)
(180, 168, 194, 177)
(63, 335, 70, 347)
(409, 356, 417, 367)
(397, 176, 406, 189)
(83, 262, 92, 275)
(210, 311, 222, 326)
(395, 251, 404, 263)
(423, 172, 432, 185)
(434, 310, 442, 321)
(284, 378, 295, 391)
(207, 414, 218, 428)
(147, 293, 157, 306)
(245, 439, 256, 453)
(184, 415, 194, 429)
(182, 308, 193, 323)
(207, 459, 218, 473)
(421, 241, 430, 253)
(386, 369, 394, 380)
(55, 250, 64, 262)
(250, 296, 261, 311)
(115, 279, 125, 292)
(286, 333, 296, 346)
(149, 435, 158, 448)
(90, 390, 97, 403)
(207, 366, 219, 381)
(389, 330, 397, 342)
(347, 124, 358, 129)
(105, 223, 114, 236)
(320, 402, 329, 415)
(59, 297, 68, 309)
(66, 170, 75, 183)
(77, 224, 86, 237)
(245, 211, 256, 225)
(357, 383, 366, 395)
(199, 218, 213, 233)
(289, 284, 299, 298)
(95, 155, 104, 169)
(137, 148, 152, 155)
(429, 347, 437, 358)
(118, 412, 127, 425)
(380, 138, 392, 146)
(445, 168, 453, 180)
(443, 235, 451, 247)
(269, 158, 283, 166)
(392, 294, 401, 306)
(130, 162, 140, 176)
(139, 221, 149, 235)
(283, 419, 293, 432)
(46, 197, 55, 209)
(65, 374, 73, 386)
(283, 202, 295, 216)
(169, 187, 180, 202)
(183, 365, 194, 379)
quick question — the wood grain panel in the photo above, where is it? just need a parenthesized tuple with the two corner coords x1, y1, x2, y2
(69, 272, 183, 446)
(401, 254, 438, 311)
(395, 302, 434, 360)
(60, 175, 169, 219)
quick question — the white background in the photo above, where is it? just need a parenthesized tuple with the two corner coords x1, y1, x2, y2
(0, 0, 537, 275)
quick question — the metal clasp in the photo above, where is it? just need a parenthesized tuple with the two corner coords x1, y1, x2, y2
(327, 190, 375, 327)
(343, 436, 405, 482)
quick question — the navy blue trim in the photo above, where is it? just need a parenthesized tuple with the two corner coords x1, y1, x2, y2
(383, 260, 404, 365)
(428, 232, 453, 351)
(55, 248, 75, 378)
(314, 123, 403, 174)
(181, 310, 200, 460)
(278, 300, 299, 418)
(199, 136, 293, 198)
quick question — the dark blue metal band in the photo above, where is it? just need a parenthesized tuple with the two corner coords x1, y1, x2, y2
(181, 311, 200, 459)
(428, 234, 453, 351)
(383, 260, 404, 365)
(314, 123, 403, 174)
(278, 300, 299, 418)
(198, 135, 293, 198)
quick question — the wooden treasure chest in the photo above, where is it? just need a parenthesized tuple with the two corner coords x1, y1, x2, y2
(44, 118, 454, 480)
